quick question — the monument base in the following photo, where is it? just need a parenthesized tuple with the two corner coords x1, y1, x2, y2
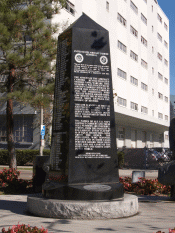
(42, 181, 123, 200)
(27, 194, 138, 219)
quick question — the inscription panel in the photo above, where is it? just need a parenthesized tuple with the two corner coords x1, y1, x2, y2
(75, 104, 110, 118)
(74, 76, 110, 102)
(50, 31, 71, 171)
(75, 120, 111, 150)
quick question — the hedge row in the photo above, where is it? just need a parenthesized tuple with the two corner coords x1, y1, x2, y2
(0, 149, 124, 167)
(0, 149, 50, 166)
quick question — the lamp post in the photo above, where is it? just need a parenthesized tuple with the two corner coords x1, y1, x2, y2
(39, 82, 45, 156)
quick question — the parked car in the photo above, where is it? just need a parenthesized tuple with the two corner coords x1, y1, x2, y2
(148, 148, 171, 163)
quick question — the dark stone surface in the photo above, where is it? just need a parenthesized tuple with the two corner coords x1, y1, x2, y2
(43, 14, 123, 200)
(43, 182, 123, 200)
(169, 118, 175, 157)
(158, 160, 175, 185)
(33, 156, 50, 193)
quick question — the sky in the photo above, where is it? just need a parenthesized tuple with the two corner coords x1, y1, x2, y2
(158, 0, 175, 95)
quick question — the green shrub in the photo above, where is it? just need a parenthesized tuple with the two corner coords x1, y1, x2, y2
(0, 150, 8, 165)
(117, 151, 124, 168)
(0, 149, 50, 166)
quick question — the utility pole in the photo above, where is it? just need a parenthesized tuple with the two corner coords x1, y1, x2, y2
(39, 82, 45, 156)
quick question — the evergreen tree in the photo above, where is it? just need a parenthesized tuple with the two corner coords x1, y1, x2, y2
(0, 0, 66, 169)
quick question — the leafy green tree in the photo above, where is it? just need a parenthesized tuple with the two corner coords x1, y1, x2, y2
(0, 0, 66, 169)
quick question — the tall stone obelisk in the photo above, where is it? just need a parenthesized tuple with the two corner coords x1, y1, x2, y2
(43, 13, 123, 200)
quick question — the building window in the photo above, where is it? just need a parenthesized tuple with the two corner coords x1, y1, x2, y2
(141, 13, 147, 25)
(152, 26, 154, 32)
(141, 82, 148, 91)
(165, 96, 168, 102)
(118, 97, 127, 107)
(0, 75, 7, 82)
(157, 33, 162, 42)
(0, 117, 6, 142)
(164, 59, 168, 66)
(106, 1, 109, 11)
(117, 68, 127, 80)
(157, 13, 162, 23)
(117, 13, 127, 27)
(164, 22, 168, 30)
(150, 133, 153, 143)
(158, 92, 163, 100)
(152, 110, 154, 116)
(141, 36, 147, 47)
(131, 102, 138, 111)
(152, 88, 154, 95)
(130, 76, 138, 86)
(118, 40, 127, 53)
(158, 72, 163, 80)
(164, 77, 168, 84)
(157, 52, 162, 61)
(130, 1, 138, 14)
(141, 59, 147, 69)
(159, 133, 163, 143)
(65, 1, 75, 15)
(158, 112, 163, 119)
(130, 26, 138, 37)
(141, 106, 148, 114)
(118, 127, 125, 139)
(0, 115, 33, 143)
(164, 40, 168, 48)
(130, 50, 138, 61)
(152, 67, 154, 74)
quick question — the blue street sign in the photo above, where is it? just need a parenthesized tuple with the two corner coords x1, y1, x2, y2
(41, 125, 45, 136)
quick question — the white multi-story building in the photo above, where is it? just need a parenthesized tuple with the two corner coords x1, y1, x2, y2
(53, 0, 170, 148)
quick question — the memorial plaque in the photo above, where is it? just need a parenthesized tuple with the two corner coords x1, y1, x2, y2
(43, 14, 123, 200)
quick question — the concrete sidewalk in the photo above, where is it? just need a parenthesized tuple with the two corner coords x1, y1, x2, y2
(0, 166, 172, 233)
(0, 193, 174, 233)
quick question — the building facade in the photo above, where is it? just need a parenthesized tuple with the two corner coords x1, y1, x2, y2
(0, 0, 170, 149)
(52, 0, 170, 148)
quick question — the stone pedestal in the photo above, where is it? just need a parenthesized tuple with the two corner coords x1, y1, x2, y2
(27, 194, 138, 219)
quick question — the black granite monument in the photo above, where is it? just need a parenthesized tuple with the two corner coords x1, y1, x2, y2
(158, 118, 175, 198)
(42, 14, 123, 200)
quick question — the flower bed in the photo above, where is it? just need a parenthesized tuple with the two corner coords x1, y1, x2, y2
(0, 168, 33, 194)
(2, 223, 50, 233)
(155, 229, 175, 233)
(119, 176, 171, 195)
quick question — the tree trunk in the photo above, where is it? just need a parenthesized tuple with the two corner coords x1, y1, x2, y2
(7, 66, 16, 169)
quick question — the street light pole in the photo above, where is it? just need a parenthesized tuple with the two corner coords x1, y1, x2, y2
(40, 105, 44, 156)
(39, 82, 44, 156)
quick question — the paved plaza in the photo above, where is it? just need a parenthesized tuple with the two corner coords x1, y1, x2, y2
(0, 193, 174, 233)
(0, 167, 172, 233)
